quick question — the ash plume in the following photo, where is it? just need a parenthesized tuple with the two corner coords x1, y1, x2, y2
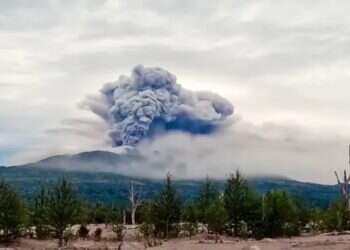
(82, 65, 234, 146)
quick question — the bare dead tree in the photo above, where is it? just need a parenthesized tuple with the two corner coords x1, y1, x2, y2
(334, 170, 350, 209)
(334, 144, 350, 210)
(129, 181, 142, 225)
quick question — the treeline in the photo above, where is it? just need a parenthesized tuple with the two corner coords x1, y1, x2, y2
(0, 171, 349, 246)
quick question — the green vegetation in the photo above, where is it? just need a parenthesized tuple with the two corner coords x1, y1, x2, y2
(205, 198, 227, 242)
(45, 178, 82, 246)
(181, 202, 199, 239)
(0, 171, 350, 246)
(0, 181, 25, 242)
(197, 177, 220, 223)
(30, 178, 82, 246)
(262, 191, 300, 237)
(224, 171, 261, 236)
(31, 188, 50, 239)
(0, 166, 339, 208)
(151, 174, 182, 238)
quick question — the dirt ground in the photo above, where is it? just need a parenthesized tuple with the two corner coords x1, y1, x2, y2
(2, 233, 350, 250)
(153, 234, 350, 250)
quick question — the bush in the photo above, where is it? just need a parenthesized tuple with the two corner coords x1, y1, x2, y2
(94, 228, 102, 241)
(325, 200, 350, 231)
(78, 224, 89, 239)
(140, 222, 155, 240)
(112, 224, 125, 241)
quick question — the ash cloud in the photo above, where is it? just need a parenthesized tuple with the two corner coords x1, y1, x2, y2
(82, 65, 234, 146)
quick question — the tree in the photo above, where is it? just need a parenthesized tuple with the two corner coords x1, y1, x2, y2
(129, 181, 142, 225)
(110, 207, 125, 243)
(152, 174, 181, 238)
(308, 208, 327, 232)
(32, 187, 50, 239)
(84, 203, 114, 224)
(223, 170, 260, 236)
(325, 199, 350, 232)
(334, 170, 350, 210)
(46, 178, 81, 246)
(294, 197, 311, 228)
(204, 198, 227, 243)
(263, 191, 299, 237)
(197, 177, 219, 223)
(182, 202, 199, 238)
(333, 145, 350, 210)
(0, 181, 25, 242)
(138, 201, 156, 245)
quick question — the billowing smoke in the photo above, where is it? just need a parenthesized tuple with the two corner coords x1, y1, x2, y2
(83, 65, 234, 146)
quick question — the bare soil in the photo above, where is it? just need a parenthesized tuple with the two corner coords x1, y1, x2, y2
(2, 233, 350, 249)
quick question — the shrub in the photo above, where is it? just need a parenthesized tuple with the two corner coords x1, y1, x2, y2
(112, 224, 125, 241)
(78, 224, 89, 239)
(94, 228, 102, 241)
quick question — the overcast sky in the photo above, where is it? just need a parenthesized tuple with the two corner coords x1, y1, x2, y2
(1, 0, 350, 184)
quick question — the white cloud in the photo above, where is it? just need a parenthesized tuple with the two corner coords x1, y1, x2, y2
(1, 0, 350, 183)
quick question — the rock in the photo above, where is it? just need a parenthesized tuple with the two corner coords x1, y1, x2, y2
(291, 242, 300, 247)
(242, 245, 261, 250)
(261, 238, 275, 242)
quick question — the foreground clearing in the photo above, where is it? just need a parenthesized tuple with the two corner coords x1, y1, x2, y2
(2, 233, 350, 249)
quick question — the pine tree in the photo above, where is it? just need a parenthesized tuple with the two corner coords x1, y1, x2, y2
(204, 198, 227, 243)
(223, 170, 261, 236)
(31, 187, 52, 239)
(0, 181, 25, 242)
(197, 177, 219, 222)
(263, 191, 299, 237)
(46, 178, 81, 246)
(182, 202, 199, 238)
(153, 174, 181, 238)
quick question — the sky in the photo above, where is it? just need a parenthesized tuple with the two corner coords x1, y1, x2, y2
(1, 0, 350, 184)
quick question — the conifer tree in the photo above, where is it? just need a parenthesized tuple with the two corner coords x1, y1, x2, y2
(0, 181, 25, 242)
(224, 170, 260, 236)
(153, 174, 181, 238)
(205, 198, 227, 243)
(46, 178, 81, 246)
(263, 191, 299, 237)
(182, 202, 199, 238)
(197, 177, 219, 222)
(32, 187, 50, 239)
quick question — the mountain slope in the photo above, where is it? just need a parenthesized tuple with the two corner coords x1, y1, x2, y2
(20, 150, 140, 172)
(0, 150, 340, 208)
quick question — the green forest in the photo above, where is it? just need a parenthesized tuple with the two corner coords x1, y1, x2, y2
(0, 171, 348, 247)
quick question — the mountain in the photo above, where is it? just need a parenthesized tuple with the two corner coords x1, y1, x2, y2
(21, 150, 141, 172)
(0, 150, 340, 208)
